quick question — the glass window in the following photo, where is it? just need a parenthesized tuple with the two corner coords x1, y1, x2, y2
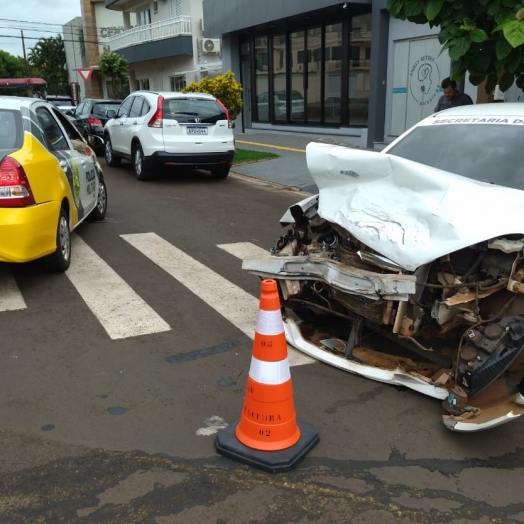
(273, 34, 287, 122)
(348, 13, 371, 126)
(290, 31, 305, 123)
(254, 36, 269, 122)
(92, 102, 122, 117)
(118, 97, 133, 117)
(35, 107, 69, 151)
(324, 23, 342, 124)
(0, 110, 23, 151)
(51, 107, 84, 142)
(138, 78, 150, 90)
(307, 27, 322, 124)
(386, 124, 524, 190)
(129, 97, 144, 118)
(170, 75, 186, 91)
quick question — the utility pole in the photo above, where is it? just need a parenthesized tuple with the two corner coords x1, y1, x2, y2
(21, 30, 31, 77)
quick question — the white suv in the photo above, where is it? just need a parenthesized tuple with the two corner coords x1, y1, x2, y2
(103, 91, 235, 181)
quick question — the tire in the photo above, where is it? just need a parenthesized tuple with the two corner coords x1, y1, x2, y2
(88, 176, 107, 221)
(133, 143, 152, 181)
(210, 165, 230, 179)
(43, 208, 71, 272)
(104, 135, 121, 167)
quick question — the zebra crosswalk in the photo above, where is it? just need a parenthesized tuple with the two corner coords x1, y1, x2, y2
(0, 232, 315, 367)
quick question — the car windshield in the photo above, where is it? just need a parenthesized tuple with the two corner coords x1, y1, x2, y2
(93, 103, 121, 117)
(49, 99, 73, 107)
(163, 98, 226, 123)
(386, 123, 524, 191)
(0, 109, 23, 154)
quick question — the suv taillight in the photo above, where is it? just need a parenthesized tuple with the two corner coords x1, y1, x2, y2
(88, 116, 103, 128)
(148, 95, 164, 128)
(216, 99, 232, 128)
(0, 157, 36, 208)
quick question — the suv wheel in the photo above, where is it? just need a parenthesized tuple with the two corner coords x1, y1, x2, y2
(104, 135, 121, 167)
(133, 144, 152, 181)
(210, 165, 230, 179)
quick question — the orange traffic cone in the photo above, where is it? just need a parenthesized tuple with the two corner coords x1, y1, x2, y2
(216, 279, 319, 473)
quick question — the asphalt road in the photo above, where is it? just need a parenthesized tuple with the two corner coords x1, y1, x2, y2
(1, 158, 524, 524)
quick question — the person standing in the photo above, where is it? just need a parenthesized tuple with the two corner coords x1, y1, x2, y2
(434, 77, 473, 112)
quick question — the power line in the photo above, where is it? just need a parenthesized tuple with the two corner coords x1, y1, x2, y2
(0, 34, 111, 47)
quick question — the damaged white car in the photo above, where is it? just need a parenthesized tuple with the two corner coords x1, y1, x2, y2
(243, 103, 524, 432)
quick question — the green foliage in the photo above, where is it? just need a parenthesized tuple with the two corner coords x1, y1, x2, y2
(28, 35, 68, 95)
(0, 50, 26, 78)
(182, 71, 243, 121)
(98, 51, 129, 98)
(0, 50, 28, 96)
(386, 0, 524, 92)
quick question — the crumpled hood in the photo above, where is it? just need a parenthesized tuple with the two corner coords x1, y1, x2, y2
(306, 142, 524, 272)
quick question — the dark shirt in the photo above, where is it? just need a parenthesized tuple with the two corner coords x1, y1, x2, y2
(434, 92, 473, 112)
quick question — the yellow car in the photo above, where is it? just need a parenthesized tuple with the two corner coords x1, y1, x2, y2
(0, 96, 107, 271)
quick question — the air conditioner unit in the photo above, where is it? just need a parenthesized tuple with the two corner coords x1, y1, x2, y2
(102, 45, 111, 52)
(202, 38, 221, 54)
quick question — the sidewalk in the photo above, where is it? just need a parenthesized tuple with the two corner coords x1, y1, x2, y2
(232, 128, 366, 193)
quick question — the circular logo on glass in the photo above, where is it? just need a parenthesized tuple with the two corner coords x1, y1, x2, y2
(409, 55, 441, 107)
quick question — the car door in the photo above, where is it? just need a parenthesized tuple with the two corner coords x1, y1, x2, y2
(35, 105, 97, 224)
(121, 96, 147, 153)
(110, 96, 134, 154)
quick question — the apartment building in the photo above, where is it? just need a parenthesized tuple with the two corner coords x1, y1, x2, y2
(74, 0, 221, 99)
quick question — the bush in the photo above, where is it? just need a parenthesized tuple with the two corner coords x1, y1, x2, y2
(182, 71, 243, 121)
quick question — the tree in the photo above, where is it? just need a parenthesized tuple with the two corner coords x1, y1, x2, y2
(28, 35, 68, 94)
(0, 50, 26, 78)
(386, 0, 524, 93)
(182, 71, 243, 121)
(98, 51, 128, 99)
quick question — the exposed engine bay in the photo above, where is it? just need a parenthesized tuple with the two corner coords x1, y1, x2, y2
(243, 143, 524, 431)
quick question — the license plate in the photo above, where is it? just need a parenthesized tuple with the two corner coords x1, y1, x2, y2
(187, 126, 208, 135)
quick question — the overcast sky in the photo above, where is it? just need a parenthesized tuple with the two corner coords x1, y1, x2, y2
(0, 0, 82, 59)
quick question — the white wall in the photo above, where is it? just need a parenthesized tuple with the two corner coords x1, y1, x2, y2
(384, 18, 475, 140)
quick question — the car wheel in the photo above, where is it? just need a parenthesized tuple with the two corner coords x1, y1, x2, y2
(43, 208, 71, 272)
(104, 135, 121, 167)
(133, 144, 152, 181)
(210, 165, 230, 179)
(88, 176, 107, 221)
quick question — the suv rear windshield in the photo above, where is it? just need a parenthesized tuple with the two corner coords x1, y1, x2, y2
(0, 109, 23, 154)
(387, 123, 524, 191)
(93, 103, 121, 117)
(47, 98, 74, 107)
(163, 98, 226, 124)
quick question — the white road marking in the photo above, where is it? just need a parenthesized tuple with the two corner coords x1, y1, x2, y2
(217, 241, 269, 259)
(218, 242, 315, 367)
(66, 235, 171, 339)
(122, 235, 313, 366)
(0, 265, 26, 312)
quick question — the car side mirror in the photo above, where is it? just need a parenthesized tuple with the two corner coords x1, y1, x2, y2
(106, 110, 116, 119)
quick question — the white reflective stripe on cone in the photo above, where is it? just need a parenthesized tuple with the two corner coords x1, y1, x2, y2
(256, 309, 284, 336)
(249, 356, 291, 385)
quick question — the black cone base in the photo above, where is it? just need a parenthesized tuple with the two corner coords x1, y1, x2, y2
(215, 419, 319, 473)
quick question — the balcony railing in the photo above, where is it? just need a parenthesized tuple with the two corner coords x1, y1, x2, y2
(108, 16, 191, 51)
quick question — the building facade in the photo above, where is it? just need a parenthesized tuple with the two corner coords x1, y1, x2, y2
(105, 0, 222, 91)
(202, 0, 476, 148)
(72, 0, 222, 101)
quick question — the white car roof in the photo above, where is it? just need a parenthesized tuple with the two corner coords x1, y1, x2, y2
(424, 102, 524, 121)
(0, 96, 46, 110)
